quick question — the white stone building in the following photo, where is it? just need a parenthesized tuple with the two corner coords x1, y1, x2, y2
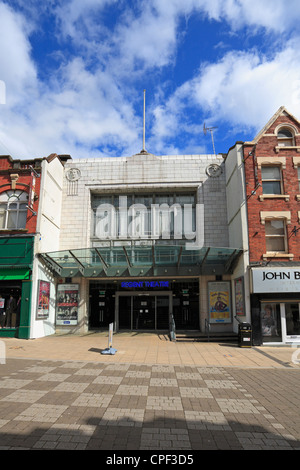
(30, 155, 66, 338)
(39, 150, 243, 338)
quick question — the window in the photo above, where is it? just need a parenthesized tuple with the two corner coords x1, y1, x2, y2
(298, 167, 300, 192)
(261, 303, 282, 343)
(277, 127, 294, 146)
(265, 219, 287, 252)
(0, 190, 28, 230)
(91, 192, 196, 241)
(261, 166, 282, 194)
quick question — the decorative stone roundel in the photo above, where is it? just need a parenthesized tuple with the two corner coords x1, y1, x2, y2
(66, 168, 81, 181)
(205, 163, 222, 178)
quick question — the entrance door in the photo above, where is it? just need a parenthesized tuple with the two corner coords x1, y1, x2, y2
(117, 292, 171, 331)
(156, 296, 169, 329)
(283, 303, 300, 342)
(89, 289, 114, 329)
(133, 295, 155, 329)
(119, 296, 132, 329)
(0, 281, 22, 329)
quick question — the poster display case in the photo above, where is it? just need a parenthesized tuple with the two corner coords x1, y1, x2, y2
(56, 284, 79, 325)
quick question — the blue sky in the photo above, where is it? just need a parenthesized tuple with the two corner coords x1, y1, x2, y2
(0, 0, 300, 159)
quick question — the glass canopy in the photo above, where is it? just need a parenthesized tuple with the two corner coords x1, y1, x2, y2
(39, 245, 242, 278)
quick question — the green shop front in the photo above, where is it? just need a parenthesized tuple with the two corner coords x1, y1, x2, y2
(40, 244, 242, 335)
(0, 237, 34, 338)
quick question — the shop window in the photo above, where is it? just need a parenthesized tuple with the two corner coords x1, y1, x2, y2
(277, 127, 295, 147)
(285, 303, 300, 337)
(261, 303, 282, 343)
(265, 219, 287, 253)
(261, 166, 282, 194)
(0, 190, 28, 230)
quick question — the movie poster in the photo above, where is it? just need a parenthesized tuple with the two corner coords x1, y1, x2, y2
(208, 281, 231, 323)
(37, 280, 50, 319)
(56, 284, 79, 325)
(234, 277, 245, 316)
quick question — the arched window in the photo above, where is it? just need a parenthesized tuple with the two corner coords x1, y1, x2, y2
(0, 190, 28, 229)
(277, 127, 295, 146)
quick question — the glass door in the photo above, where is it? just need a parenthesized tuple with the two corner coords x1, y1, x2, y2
(133, 295, 155, 329)
(156, 296, 170, 329)
(89, 288, 114, 329)
(118, 296, 132, 329)
(117, 292, 172, 331)
(283, 303, 300, 342)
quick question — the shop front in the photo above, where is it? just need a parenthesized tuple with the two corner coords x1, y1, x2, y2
(250, 267, 300, 345)
(40, 244, 242, 335)
(0, 237, 34, 338)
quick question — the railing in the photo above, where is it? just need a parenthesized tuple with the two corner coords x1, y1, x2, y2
(169, 313, 176, 342)
(234, 315, 242, 324)
(205, 318, 210, 342)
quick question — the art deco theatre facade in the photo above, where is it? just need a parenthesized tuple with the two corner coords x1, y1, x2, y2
(40, 148, 242, 337)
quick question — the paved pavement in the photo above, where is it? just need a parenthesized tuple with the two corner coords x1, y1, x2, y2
(0, 332, 299, 452)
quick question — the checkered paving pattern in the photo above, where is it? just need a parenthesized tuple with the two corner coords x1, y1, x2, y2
(0, 359, 299, 450)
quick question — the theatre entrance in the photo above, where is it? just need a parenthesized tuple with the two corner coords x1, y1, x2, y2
(117, 292, 171, 331)
(89, 279, 199, 331)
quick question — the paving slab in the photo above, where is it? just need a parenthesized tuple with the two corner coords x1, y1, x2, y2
(0, 332, 299, 368)
(0, 333, 299, 452)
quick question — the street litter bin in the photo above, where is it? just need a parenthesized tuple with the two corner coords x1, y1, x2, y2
(238, 322, 252, 348)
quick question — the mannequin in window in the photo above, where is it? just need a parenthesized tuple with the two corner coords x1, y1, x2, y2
(0, 295, 5, 328)
(5, 295, 16, 328)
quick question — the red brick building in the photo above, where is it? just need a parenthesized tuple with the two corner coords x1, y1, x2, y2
(0, 155, 42, 336)
(243, 107, 300, 345)
(0, 155, 42, 233)
(0, 153, 68, 339)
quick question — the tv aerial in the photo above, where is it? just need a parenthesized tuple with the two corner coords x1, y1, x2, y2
(203, 123, 218, 155)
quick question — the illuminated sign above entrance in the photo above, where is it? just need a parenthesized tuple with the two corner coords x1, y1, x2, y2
(121, 281, 169, 288)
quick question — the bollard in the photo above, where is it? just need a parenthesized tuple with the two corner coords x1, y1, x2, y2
(101, 322, 117, 355)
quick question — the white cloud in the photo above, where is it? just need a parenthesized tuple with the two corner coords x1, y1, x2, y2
(0, 2, 37, 106)
(0, 1, 142, 158)
(192, 39, 300, 130)
(207, 0, 300, 33)
(113, 7, 178, 72)
(174, 0, 300, 34)
(1, 0, 300, 158)
(151, 37, 300, 143)
(54, 0, 118, 46)
(1, 56, 141, 157)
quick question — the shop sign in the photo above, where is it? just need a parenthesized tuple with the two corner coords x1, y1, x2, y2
(208, 281, 231, 323)
(252, 268, 300, 293)
(56, 284, 79, 325)
(121, 280, 169, 288)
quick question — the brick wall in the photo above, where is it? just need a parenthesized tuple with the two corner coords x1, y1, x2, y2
(244, 112, 300, 263)
(0, 156, 41, 234)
